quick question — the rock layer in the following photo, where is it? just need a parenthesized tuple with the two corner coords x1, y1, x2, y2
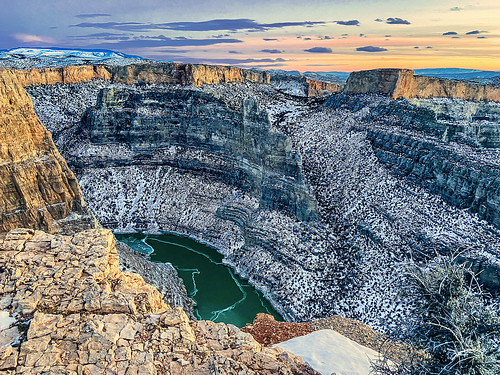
(0, 69, 96, 233)
(81, 86, 318, 221)
(0, 228, 318, 374)
(345, 68, 500, 102)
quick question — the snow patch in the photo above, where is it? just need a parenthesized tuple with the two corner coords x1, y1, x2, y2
(276, 329, 382, 375)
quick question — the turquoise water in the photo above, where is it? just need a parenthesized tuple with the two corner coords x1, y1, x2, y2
(116, 233, 282, 327)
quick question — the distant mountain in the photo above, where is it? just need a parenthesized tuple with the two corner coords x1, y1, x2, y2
(0, 47, 143, 69)
(0, 47, 142, 60)
(414, 68, 500, 80)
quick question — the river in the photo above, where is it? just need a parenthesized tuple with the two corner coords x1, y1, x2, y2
(115, 233, 282, 327)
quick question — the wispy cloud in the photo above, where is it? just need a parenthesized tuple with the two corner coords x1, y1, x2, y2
(386, 17, 411, 25)
(260, 49, 283, 53)
(75, 13, 111, 19)
(304, 47, 332, 53)
(12, 33, 57, 44)
(335, 20, 359, 26)
(356, 46, 388, 52)
(443, 31, 458, 35)
(465, 30, 486, 35)
(88, 36, 243, 49)
(72, 19, 325, 32)
(450, 7, 462, 11)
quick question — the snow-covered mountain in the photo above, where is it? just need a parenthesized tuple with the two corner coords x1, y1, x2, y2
(0, 47, 143, 69)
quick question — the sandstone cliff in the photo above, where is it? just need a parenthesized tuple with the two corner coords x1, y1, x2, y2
(0, 69, 96, 233)
(109, 62, 270, 86)
(7, 62, 270, 89)
(345, 68, 500, 102)
(0, 228, 317, 374)
(305, 78, 343, 97)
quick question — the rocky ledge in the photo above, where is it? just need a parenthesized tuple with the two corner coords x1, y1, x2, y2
(0, 228, 317, 374)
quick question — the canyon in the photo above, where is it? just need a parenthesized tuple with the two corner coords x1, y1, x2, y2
(0, 54, 499, 373)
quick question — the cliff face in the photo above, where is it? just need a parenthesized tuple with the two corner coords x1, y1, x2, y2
(0, 228, 316, 374)
(109, 62, 270, 86)
(0, 69, 96, 233)
(305, 78, 343, 97)
(345, 68, 500, 102)
(81, 86, 317, 221)
(325, 93, 500, 230)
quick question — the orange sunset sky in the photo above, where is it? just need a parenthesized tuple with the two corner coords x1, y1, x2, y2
(2, 0, 499, 72)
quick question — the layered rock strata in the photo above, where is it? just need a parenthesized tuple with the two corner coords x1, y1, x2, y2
(0, 69, 96, 233)
(0, 228, 317, 374)
(27, 79, 499, 330)
(324, 93, 500, 229)
(81, 86, 317, 221)
(345, 68, 500, 102)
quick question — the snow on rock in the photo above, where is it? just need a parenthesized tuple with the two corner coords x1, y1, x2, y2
(276, 329, 383, 375)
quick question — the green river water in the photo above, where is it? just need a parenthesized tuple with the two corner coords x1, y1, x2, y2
(115, 233, 282, 327)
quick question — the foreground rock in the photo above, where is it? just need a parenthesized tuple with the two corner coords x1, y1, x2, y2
(0, 228, 317, 374)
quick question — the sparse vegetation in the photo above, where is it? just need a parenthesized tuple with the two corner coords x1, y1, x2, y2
(374, 256, 500, 374)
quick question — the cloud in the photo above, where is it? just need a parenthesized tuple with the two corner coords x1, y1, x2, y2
(450, 7, 462, 11)
(356, 46, 388, 52)
(72, 19, 325, 32)
(75, 13, 111, 19)
(386, 17, 411, 25)
(169, 56, 286, 65)
(12, 33, 57, 44)
(477, 36, 487, 39)
(263, 38, 278, 41)
(374, 18, 384, 22)
(304, 37, 311, 40)
(323, 35, 332, 39)
(260, 49, 283, 53)
(466, 30, 486, 35)
(335, 20, 359, 26)
(228, 50, 243, 54)
(385, 35, 392, 37)
(88, 37, 243, 49)
(304, 47, 332, 53)
(426, 46, 432, 48)
(443, 31, 458, 35)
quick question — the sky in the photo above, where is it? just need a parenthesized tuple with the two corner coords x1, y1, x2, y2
(1, 0, 499, 72)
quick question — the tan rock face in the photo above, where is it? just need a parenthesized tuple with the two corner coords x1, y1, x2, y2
(345, 68, 500, 102)
(0, 69, 96, 233)
(0, 229, 318, 374)
(109, 62, 271, 86)
(306, 79, 343, 97)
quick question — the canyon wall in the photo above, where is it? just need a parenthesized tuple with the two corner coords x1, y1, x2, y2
(0, 69, 96, 233)
(345, 68, 500, 102)
(324, 93, 500, 230)
(81, 86, 318, 221)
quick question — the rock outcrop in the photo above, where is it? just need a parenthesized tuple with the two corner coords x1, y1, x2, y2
(0, 228, 318, 374)
(305, 78, 343, 97)
(0, 69, 96, 233)
(81, 86, 318, 221)
(109, 62, 270, 86)
(345, 68, 500, 102)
